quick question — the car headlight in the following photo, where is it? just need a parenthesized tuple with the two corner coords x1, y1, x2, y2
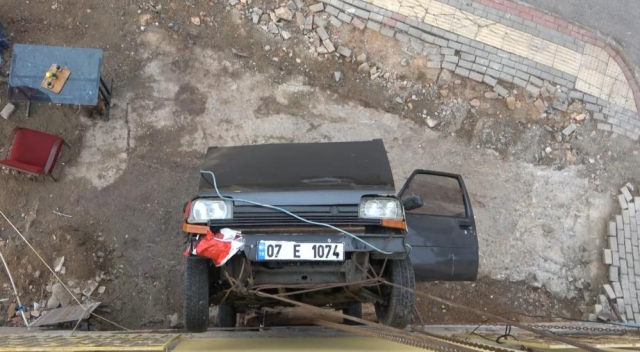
(188, 199, 233, 223)
(359, 197, 403, 220)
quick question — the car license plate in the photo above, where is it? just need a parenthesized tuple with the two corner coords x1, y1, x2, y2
(257, 241, 344, 261)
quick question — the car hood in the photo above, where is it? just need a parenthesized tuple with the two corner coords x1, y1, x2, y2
(198, 139, 395, 205)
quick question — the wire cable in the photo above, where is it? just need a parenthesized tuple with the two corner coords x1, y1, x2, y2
(200, 170, 395, 255)
(0, 251, 29, 328)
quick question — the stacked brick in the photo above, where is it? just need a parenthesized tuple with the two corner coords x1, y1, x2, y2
(313, 0, 640, 140)
(603, 183, 640, 322)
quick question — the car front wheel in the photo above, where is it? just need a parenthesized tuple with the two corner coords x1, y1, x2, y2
(374, 258, 415, 329)
(185, 257, 211, 332)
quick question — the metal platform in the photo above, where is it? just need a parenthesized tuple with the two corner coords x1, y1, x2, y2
(174, 337, 428, 352)
(0, 332, 180, 351)
(454, 332, 640, 350)
(0, 324, 638, 352)
(29, 303, 101, 327)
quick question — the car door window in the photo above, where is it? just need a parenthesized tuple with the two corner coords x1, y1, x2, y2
(399, 170, 478, 281)
(401, 173, 466, 217)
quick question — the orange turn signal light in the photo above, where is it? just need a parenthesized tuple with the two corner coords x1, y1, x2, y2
(182, 223, 208, 234)
(381, 219, 407, 230)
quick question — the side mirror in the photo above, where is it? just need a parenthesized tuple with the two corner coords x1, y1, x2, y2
(402, 194, 424, 211)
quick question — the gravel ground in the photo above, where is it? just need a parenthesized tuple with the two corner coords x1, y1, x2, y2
(0, 0, 639, 329)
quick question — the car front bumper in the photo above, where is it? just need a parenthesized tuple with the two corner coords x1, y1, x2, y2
(238, 232, 406, 286)
(241, 232, 407, 261)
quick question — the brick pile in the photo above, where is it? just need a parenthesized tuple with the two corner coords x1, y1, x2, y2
(603, 183, 640, 322)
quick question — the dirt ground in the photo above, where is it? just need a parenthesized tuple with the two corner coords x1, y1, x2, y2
(1, 0, 639, 330)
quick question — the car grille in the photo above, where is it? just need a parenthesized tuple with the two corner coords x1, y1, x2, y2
(209, 213, 381, 227)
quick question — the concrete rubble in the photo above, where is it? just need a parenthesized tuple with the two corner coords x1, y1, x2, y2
(1, 103, 15, 120)
(562, 123, 577, 136)
(236, 0, 592, 164)
(274, 7, 293, 21)
(82, 280, 100, 297)
(168, 312, 180, 328)
(357, 62, 370, 74)
(230, 0, 638, 154)
(53, 257, 65, 273)
(2, 260, 110, 327)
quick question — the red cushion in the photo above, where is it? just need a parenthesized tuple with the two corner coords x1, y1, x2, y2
(8, 128, 62, 170)
(0, 159, 44, 174)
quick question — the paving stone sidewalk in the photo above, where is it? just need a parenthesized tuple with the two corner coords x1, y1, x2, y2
(318, 0, 640, 140)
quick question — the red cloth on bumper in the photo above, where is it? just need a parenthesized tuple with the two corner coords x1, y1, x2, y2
(184, 228, 243, 266)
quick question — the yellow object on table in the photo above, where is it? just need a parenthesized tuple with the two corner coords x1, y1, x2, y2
(41, 64, 71, 93)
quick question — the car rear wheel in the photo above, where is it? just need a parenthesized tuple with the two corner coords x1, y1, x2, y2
(374, 258, 415, 329)
(217, 304, 237, 328)
(185, 257, 210, 332)
(342, 301, 363, 325)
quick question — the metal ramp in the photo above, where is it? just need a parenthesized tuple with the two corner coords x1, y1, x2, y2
(0, 332, 180, 351)
(0, 325, 639, 351)
(174, 337, 435, 352)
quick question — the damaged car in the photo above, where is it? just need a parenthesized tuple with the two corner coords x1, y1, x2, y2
(182, 139, 478, 332)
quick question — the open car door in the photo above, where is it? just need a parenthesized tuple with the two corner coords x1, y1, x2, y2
(399, 170, 479, 282)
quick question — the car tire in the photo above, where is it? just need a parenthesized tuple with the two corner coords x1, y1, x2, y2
(217, 304, 237, 328)
(185, 257, 210, 333)
(375, 258, 415, 329)
(342, 301, 363, 325)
